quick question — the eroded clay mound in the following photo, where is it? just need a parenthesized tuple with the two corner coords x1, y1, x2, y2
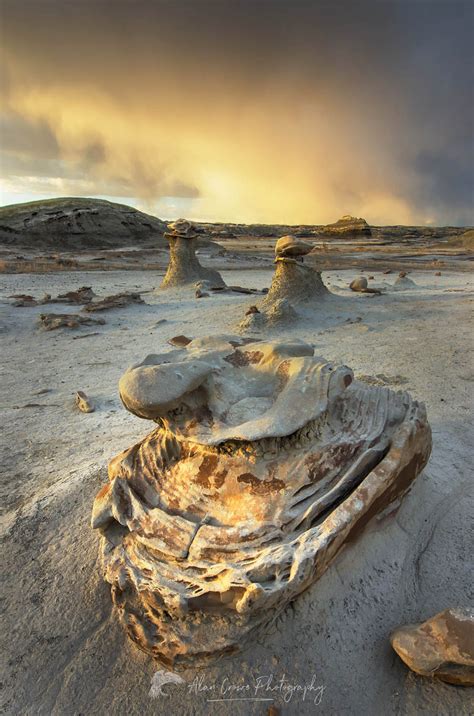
(92, 335, 431, 667)
(262, 257, 329, 308)
(160, 219, 225, 289)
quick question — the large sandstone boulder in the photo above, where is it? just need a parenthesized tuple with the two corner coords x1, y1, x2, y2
(92, 335, 431, 668)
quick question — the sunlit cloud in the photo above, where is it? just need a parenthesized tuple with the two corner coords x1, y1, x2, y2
(1, 0, 472, 225)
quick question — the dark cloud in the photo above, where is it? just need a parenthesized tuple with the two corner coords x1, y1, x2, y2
(0, 111, 59, 158)
(0, 0, 472, 223)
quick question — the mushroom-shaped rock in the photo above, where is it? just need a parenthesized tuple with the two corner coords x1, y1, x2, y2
(92, 334, 431, 667)
(160, 219, 226, 289)
(275, 235, 313, 259)
(119, 337, 350, 443)
(391, 608, 474, 686)
(166, 218, 198, 238)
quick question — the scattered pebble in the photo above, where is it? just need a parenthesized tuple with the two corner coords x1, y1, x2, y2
(75, 391, 95, 413)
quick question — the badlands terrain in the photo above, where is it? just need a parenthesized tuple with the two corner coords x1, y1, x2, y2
(0, 199, 473, 715)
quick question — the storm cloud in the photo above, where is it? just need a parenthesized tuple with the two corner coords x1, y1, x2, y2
(0, 0, 472, 224)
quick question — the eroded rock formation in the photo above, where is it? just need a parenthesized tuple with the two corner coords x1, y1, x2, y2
(92, 335, 431, 667)
(318, 215, 372, 238)
(160, 219, 225, 289)
(239, 236, 328, 332)
(391, 608, 474, 686)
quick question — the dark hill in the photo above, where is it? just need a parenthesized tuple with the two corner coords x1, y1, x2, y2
(0, 198, 168, 250)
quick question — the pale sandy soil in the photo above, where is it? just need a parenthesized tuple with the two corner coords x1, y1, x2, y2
(0, 267, 473, 715)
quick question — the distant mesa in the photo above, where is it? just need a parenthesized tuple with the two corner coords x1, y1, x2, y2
(317, 215, 372, 239)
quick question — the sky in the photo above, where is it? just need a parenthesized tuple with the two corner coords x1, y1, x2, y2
(0, 0, 473, 225)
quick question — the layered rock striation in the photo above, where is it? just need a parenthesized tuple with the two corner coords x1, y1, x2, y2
(92, 335, 431, 667)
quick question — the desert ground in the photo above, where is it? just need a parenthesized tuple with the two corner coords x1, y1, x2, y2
(1, 255, 473, 714)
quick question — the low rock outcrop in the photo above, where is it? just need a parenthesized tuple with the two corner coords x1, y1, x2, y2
(83, 292, 144, 312)
(38, 313, 105, 331)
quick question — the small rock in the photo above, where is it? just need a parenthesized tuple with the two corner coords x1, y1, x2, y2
(345, 316, 362, 324)
(195, 288, 209, 298)
(391, 608, 474, 686)
(245, 305, 260, 315)
(75, 391, 95, 413)
(38, 313, 106, 331)
(383, 269, 392, 274)
(54, 286, 96, 304)
(435, 271, 442, 276)
(10, 294, 38, 307)
(350, 277, 368, 291)
(84, 292, 144, 312)
(349, 277, 382, 295)
(168, 335, 192, 347)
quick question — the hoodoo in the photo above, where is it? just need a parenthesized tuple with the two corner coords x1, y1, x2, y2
(262, 235, 328, 308)
(160, 219, 225, 289)
(239, 235, 329, 332)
